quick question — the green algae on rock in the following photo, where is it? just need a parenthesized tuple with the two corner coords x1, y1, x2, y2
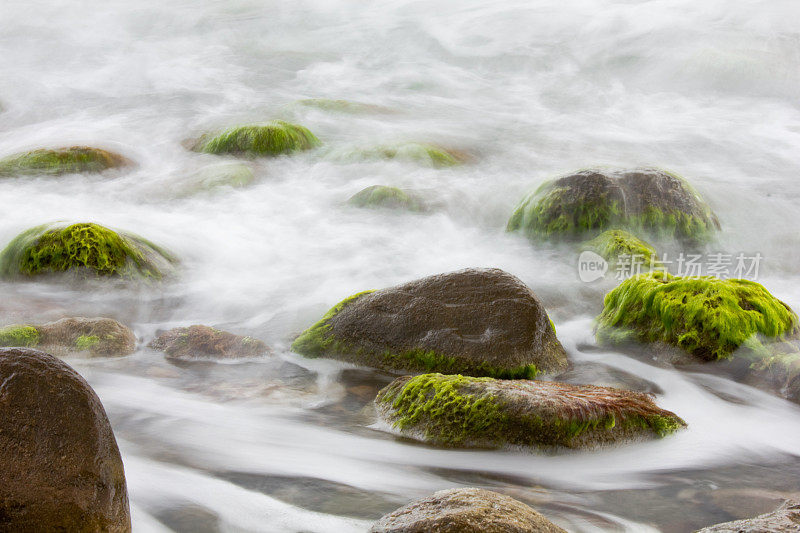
(291, 268, 568, 378)
(149, 325, 270, 360)
(192, 121, 320, 157)
(332, 142, 462, 168)
(375, 373, 686, 449)
(0, 146, 131, 177)
(507, 168, 720, 243)
(348, 185, 428, 212)
(0, 222, 177, 280)
(0, 317, 136, 358)
(584, 229, 659, 268)
(370, 488, 567, 533)
(293, 98, 391, 114)
(596, 272, 800, 361)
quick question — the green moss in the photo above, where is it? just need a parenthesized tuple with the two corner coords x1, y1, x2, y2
(291, 291, 376, 357)
(585, 230, 658, 267)
(194, 121, 320, 157)
(0, 146, 129, 177)
(0, 325, 40, 347)
(348, 185, 426, 211)
(379, 374, 506, 446)
(0, 223, 176, 280)
(294, 99, 384, 114)
(335, 143, 460, 168)
(596, 272, 800, 361)
(75, 335, 100, 350)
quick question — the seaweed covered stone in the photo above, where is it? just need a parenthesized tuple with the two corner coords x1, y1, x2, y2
(192, 121, 320, 157)
(376, 373, 685, 449)
(596, 272, 800, 361)
(584, 229, 659, 269)
(0, 348, 131, 531)
(149, 325, 270, 360)
(0, 317, 136, 357)
(0, 146, 132, 177)
(291, 268, 567, 379)
(507, 168, 719, 243)
(0, 222, 177, 280)
(370, 488, 566, 533)
(348, 185, 427, 212)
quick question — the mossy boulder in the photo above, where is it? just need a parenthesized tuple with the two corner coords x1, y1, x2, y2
(0, 222, 177, 280)
(0, 146, 131, 177)
(584, 229, 659, 269)
(0, 347, 131, 531)
(696, 500, 800, 532)
(0, 317, 136, 357)
(187, 162, 255, 191)
(596, 272, 800, 361)
(376, 373, 685, 449)
(348, 185, 427, 212)
(507, 168, 720, 243)
(333, 143, 462, 168)
(148, 325, 270, 360)
(370, 488, 566, 533)
(191, 121, 320, 157)
(292, 268, 567, 379)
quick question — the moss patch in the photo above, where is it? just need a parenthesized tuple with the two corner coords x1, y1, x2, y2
(193, 121, 320, 157)
(596, 272, 800, 361)
(75, 335, 100, 350)
(0, 222, 176, 280)
(585, 230, 658, 268)
(291, 291, 375, 357)
(376, 374, 686, 449)
(0, 146, 130, 177)
(348, 185, 426, 212)
(0, 325, 41, 347)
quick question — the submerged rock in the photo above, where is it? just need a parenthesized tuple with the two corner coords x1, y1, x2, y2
(596, 272, 800, 362)
(583, 229, 659, 269)
(191, 121, 320, 157)
(507, 168, 719, 243)
(332, 142, 463, 168)
(293, 98, 392, 114)
(292, 268, 567, 379)
(149, 325, 270, 360)
(0, 222, 177, 280)
(185, 162, 255, 192)
(0, 317, 136, 357)
(370, 488, 566, 533)
(348, 185, 428, 212)
(696, 499, 800, 532)
(376, 373, 685, 449)
(0, 146, 132, 177)
(0, 347, 131, 531)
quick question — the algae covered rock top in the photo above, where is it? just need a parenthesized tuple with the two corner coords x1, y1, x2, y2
(0, 222, 177, 280)
(0, 146, 132, 177)
(583, 229, 659, 269)
(696, 500, 800, 532)
(370, 488, 567, 533)
(191, 121, 320, 157)
(507, 168, 720, 243)
(348, 185, 428, 212)
(0, 317, 136, 357)
(596, 272, 800, 361)
(149, 325, 270, 360)
(292, 268, 568, 378)
(376, 373, 686, 449)
(0, 347, 131, 532)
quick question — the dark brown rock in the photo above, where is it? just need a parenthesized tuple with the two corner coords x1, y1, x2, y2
(0, 347, 131, 532)
(149, 325, 270, 360)
(38, 316, 137, 357)
(696, 499, 800, 532)
(292, 268, 567, 378)
(369, 488, 566, 533)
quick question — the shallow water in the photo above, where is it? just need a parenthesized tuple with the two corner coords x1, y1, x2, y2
(2, 0, 800, 531)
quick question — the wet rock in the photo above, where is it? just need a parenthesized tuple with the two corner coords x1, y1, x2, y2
(507, 168, 719, 243)
(329, 142, 464, 168)
(0, 222, 177, 281)
(149, 325, 270, 360)
(0, 317, 136, 357)
(191, 121, 320, 157)
(0, 146, 132, 177)
(0, 347, 131, 531)
(348, 185, 428, 212)
(292, 98, 393, 114)
(369, 488, 566, 532)
(292, 268, 567, 379)
(582, 229, 659, 269)
(181, 162, 256, 195)
(375, 373, 686, 449)
(696, 499, 800, 532)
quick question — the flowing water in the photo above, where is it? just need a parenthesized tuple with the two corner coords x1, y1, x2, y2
(2, 1, 800, 531)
